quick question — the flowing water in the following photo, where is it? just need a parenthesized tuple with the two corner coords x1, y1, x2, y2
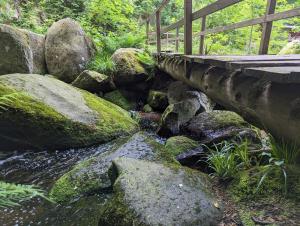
(0, 142, 116, 226)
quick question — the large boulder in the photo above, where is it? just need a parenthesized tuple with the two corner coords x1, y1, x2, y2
(181, 110, 255, 144)
(72, 70, 115, 93)
(112, 48, 150, 85)
(45, 18, 95, 83)
(49, 132, 177, 202)
(278, 40, 300, 55)
(99, 157, 223, 226)
(0, 74, 138, 151)
(0, 24, 46, 75)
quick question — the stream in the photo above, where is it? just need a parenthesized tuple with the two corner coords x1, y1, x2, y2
(0, 142, 116, 226)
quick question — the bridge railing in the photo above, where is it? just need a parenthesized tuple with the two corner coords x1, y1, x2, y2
(145, 0, 300, 55)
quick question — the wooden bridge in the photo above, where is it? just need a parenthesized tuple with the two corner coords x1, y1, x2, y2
(145, 0, 300, 145)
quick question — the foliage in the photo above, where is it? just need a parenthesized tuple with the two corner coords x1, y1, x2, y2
(0, 181, 50, 208)
(268, 135, 300, 165)
(206, 141, 238, 180)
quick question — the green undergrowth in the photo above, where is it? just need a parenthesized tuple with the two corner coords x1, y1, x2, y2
(0, 181, 51, 208)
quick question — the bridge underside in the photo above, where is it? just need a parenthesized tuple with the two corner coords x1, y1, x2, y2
(155, 53, 300, 145)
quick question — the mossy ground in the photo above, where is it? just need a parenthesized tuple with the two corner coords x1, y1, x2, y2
(221, 165, 300, 225)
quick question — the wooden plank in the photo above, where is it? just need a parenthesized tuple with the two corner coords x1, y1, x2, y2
(146, 20, 150, 44)
(192, 0, 241, 21)
(176, 27, 179, 52)
(184, 0, 193, 55)
(259, 0, 277, 55)
(182, 54, 300, 66)
(156, 11, 161, 53)
(227, 60, 300, 70)
(243, 66, 300, 83)
(197, 7, 300, 36)
(162, 19, 184, 33)
(199, 16, 206, 55)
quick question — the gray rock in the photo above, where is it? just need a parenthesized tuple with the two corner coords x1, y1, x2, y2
(158, 98, 201, 137)
(112, 48, 149, 85)
(99, 157, 223, 226)
(49, 132, 177, 202)
(168, 81, 215, 112)
(72, 70, 115, 93)
(0, 74, 137, 151)
(0, 24, 46, 75)
(181, 110, 254, 144)
(45, 18, 95, 83)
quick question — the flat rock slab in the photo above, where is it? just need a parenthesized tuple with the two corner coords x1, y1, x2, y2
(99, 157, 223, 226)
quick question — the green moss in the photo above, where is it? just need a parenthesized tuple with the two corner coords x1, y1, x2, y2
(165, 136, 199, 157)
(210, 111, 246, 128)
(142, 104, 152, 113)
(147, 90, 168, 111)
(0, 82, 138, 151)
(103, 90, 135, 111)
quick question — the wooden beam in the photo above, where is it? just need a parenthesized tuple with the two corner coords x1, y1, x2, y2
(156, 11, 161, 53)
(259, 0, 277, 55)
(199, 16, 206, 55)
(192, 0, 241, 21)
(146, 20, 150, 44)
(148, 0, 170, 21)
(197, 8, 300, 36)
(184, 0, 193, 55)
(176, 27, 179, 52)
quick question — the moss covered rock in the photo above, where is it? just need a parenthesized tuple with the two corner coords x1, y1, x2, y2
(278, 40, 300, 55)
(181, 110, 254, 143)
(0, 24, 46, 75)
(147, 90, 168, 111)
(165, 136, 199, 157)
(104, 90, 135, 110)
(45, 18, 95, 83)
(99, 157, 223, 226)
(49, 132, 178, 202)
(0, 74, 138, 151)
(112, 48, 150, 85)
(72, 70, 115, 93)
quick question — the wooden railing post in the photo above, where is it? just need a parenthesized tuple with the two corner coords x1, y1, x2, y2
(176, 27, 179, 52)
(259, 0, 276, 55)
(184, 0, 193, 55)
(199, 16, 206, 55)
(146, 19, 150, 45)
(156, 11, 161, 53)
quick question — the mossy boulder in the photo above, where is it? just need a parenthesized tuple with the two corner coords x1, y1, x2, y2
(104, 90, 135, 111)
(165, 136, 199, 157)
(98, 157, 223, 226)
(181, 110, 254, 143)
(45, 18, 95, 83)
(278, 40, 300, 55)
(0, 24, 46, 75)
(143, 104, 153, 113)
(49, 132, 178, 203)
(147, 90, 168, 111)
(112, 48, 150, 85)
(72, 70, 115, 93)
(0, 74, 138, 151)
